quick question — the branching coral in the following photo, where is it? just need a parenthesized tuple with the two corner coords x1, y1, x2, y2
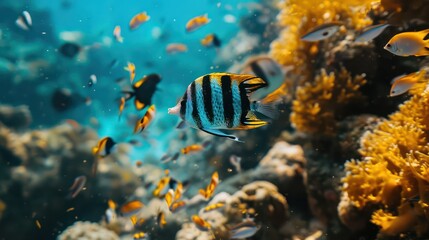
(290, 68, 367, 135)
(342, 85, 429, 237)
(270, 0, 375, 79)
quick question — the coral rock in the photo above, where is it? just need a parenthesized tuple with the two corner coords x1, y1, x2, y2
(0, 105, 31, 130)
(58, 221, 119, 240)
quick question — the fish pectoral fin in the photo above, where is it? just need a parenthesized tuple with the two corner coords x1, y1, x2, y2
(135, 99, 146, 110)
(176, 120, 187, 129)
(200, 128, 243, 142)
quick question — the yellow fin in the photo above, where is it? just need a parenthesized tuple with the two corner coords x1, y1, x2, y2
(135, 99, 146, 110)
(418, 28, 429, 39)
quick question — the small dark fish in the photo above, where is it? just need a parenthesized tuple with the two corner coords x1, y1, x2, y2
(115, 77, 127, 83)
(123, 74, 161, 110)
(51, 88, 90, 112)
(301, 22, 342, 42)
(68, 175, 87, 198)
(59, 42, 82, 58)
(16, 11, 32, 31)
(109, 59, 119, 69)
(160, 152, 180, 163)
(355, 23, 390, 42)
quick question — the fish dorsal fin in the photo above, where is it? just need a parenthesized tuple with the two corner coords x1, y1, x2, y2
(418, 29, 429, 40)
(239, 76, 267, 94)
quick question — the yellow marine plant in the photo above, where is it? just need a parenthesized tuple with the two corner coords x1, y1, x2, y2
(290, 68, 366, 135)
(342, 85, 429, 237)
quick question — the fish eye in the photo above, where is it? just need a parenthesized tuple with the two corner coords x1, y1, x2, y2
(386, 44, 391, 48)
(322, 31, 329, 36)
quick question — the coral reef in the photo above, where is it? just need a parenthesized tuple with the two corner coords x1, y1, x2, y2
(290, 68, 367, 135)
(58, 221, 119, 240)
(0, 105, 31, 130)
(341, 85, 429, 238)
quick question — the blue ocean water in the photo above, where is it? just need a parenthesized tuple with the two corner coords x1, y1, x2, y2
(27, 0, 259, 159)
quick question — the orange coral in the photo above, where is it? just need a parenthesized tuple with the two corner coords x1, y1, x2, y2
(342, 85, 429, 236)
(290, 68, 366, 135)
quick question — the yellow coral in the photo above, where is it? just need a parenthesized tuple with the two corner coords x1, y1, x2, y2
(270, 0, 374, 79)
(290, 68, 366, 135)
(342, 85, 429, 236)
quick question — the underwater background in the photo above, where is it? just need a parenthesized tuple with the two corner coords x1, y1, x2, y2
(1, 0, 429, 239)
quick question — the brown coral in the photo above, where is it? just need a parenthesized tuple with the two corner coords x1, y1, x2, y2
(341, 84, 429, 237)
(290, 68, 367, 135)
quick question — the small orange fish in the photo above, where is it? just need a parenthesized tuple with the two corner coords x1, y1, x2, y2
(200, 34, 221, 48)
(135, 160, 143, 167)
(157, 210, 167, 228)
(68, 175, 87, 198)
(124, 62, 136, 83)
(173, 182, 183, 202)
(113, 25, 123, 43)
(133, 231, 147, 240)
(118, 97, 126, 120)
(186, 14, 211, 32)
(134, 105, 156, 133)
(170, 200, 186, 213)
(199, 171, 219, 199)
(153, 176, 171, 197)
(165, 189, 175, 208)
(181, 144, 204, 155)
(35, 220, 41, 229)
(92, 137, 116, 158)
(129, 12, 150, 30)
(120, 200, 144, 216)
(166, 43, 188, 54)
(65, 119, 80, 129)
(203, 202, 225, 212)
(108, 199, 117, 210)
(390, 69, 427, 97)
(66, 207, 75, 212)
(192, 215, 211, 231)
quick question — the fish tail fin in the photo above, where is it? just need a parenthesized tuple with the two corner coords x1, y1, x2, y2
(252, 100, 279, 119)
(418, 28, 429, 40)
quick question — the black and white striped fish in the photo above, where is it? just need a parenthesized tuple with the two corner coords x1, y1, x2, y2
(16, 11, 32, 31)
(168, 73, 278, 142)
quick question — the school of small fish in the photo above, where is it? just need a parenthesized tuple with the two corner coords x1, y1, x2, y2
(14, 3, 429, 240)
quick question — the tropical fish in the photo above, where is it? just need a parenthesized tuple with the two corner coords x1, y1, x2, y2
(229, 219, 260, 239)
(166, 43, 188, 54)
(181, 144, 204, 155)
(192, 215, 211, 231)
(58, 42, 100, 59)
(88, 74, 97, 87)
(160, 152, 180, 163)
(153, 176, 171, 197)
(68, 175, 87, 198)
(118, 97, 126, 120)
(129, 12, 150, 30)
(157, 210, 167, 228)
(239, 55, 287, 102)
(355, 23, 390, 43)
(135, 160, 143, 167)
(229, 155, 242, 173)
(170, 200, 186, 213)
(201, 34, 221, 48)
(92, 137, 116, 157)
(51, 88, 91, 111)
(199, 171, 219, 199)
(203, 202, 225, 212)
(123, 74, 161, 110)
(173, 182, 184, 202)
(35, 220, 42, 229)
(134, 105, 156, 133)
(105, 199, 118, 223)
(165, 189, 175, 208)
(301, 22, 342, 42)
(168, 73, 278, 141)
(390, 69, 427, 97)
(120, 200, 144, 216)
(16, 11, 32, 31)
(186, 14, 211, 32)
(109, 59, 119, 70)
(113, 26, 123, 43)
(384, 29, 429, 56)
(66, 207, 75, 212)
(124, 62, 136, 83)
(133, 232, 147, 240)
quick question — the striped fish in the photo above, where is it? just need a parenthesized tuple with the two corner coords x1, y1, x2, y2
(168, 73, 276, 142)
